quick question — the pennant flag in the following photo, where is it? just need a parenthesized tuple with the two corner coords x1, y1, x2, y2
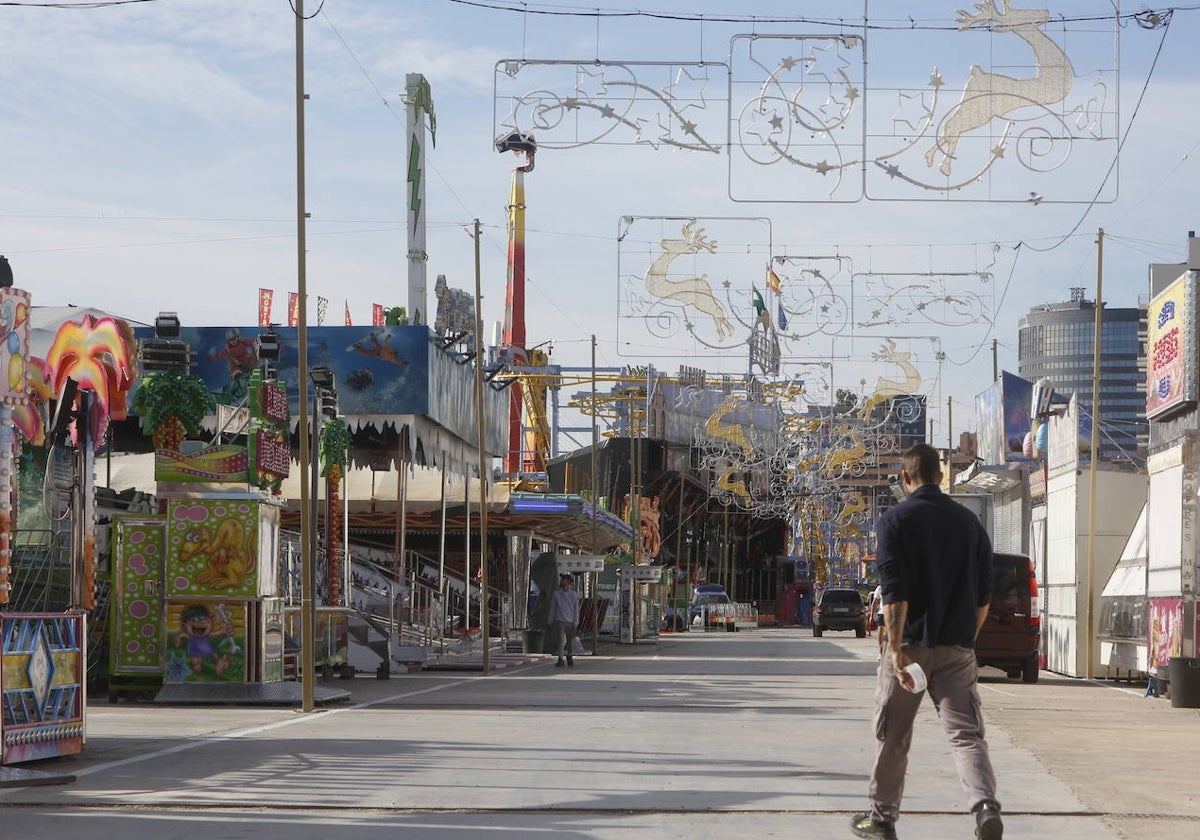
(777, 297, 789, 332)
(344, 300, 352, 326)
(765, 263, 782, 295)
(287, 292, 300, 327)
(372, 303, 385, 326)
(317, 296, 329, 326)
(751, 286, 771, 330)
(751, 286, 767, 316)
(257, 288, 274, 327)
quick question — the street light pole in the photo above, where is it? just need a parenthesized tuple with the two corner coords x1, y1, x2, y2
(294, 0, 314, 713)
(1086, 228, 1104, 680)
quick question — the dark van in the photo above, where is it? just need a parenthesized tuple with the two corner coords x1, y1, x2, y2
(976, 552, 1041, 683)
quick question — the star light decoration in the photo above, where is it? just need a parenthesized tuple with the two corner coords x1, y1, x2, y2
(495, 60, 723, 152)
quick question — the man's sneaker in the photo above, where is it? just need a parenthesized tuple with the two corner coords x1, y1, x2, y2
(555, 658, 565, 667)
(850, 812, 897, 839)
(974, 801, 1003, 840)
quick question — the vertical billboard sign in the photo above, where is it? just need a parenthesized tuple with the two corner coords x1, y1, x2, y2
(1147, 272, 1196, 420)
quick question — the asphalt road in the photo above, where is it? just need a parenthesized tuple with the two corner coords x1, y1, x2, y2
(1, 628, 1195, 839)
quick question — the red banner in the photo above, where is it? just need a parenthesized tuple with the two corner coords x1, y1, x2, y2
(257, 288, 274, 327)
(372, 303, 384, 326)
(288, 292, 300, 327)
(344, 300, 352, 326)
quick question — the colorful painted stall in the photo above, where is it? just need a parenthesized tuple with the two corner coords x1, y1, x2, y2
(111, 365, 315, 702)
(4, 296, 134, 764)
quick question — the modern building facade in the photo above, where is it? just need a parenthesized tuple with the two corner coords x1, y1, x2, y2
(1018, 288, 1147, 463)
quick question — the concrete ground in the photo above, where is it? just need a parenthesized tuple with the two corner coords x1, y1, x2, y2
(1, 628, 1196, 839)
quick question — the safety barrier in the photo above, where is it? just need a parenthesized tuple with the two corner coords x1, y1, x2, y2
(699, 602, 759, 632)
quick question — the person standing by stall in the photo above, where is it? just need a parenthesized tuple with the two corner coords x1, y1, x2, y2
(548, 574, 581, 668)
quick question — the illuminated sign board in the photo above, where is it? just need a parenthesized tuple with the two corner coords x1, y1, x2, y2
(1147, 272, 1196, 420)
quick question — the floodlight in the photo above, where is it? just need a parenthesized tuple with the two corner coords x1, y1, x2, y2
(154, 311, 181, 339)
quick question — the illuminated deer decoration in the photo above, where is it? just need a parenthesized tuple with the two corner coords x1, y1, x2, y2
(644, 221, 734, 341)
(704, 395, 753, 504)
(925, 1, 1073, 176)
(859, 339, 923, 420)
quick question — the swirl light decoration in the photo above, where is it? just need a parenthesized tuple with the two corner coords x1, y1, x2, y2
(492, 5, 1119, 202)
(495, 60, 725, 152)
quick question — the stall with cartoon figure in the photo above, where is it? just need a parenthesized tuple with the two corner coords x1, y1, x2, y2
(109, 344, 347, 703)
(3, 285, 136, 767)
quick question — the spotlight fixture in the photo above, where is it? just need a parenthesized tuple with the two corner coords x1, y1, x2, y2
(0, 255, 12, 288)
(309, 366, 334, 390)
(154, 311, 182, 339)
(257, 326, 280, 362)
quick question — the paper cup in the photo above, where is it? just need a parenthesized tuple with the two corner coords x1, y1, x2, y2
(903, 662, 927, 694)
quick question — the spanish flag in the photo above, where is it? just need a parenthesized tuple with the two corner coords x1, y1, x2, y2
(766, 262, 782, 294)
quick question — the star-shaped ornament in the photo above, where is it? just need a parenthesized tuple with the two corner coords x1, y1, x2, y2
(815, 160, 832, 175)
(780, 56, 800, 71)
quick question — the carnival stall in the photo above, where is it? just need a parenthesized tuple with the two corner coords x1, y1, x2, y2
(3, 295, 135, 765)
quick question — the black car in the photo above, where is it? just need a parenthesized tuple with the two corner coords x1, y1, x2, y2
(813, 588, 867, 638)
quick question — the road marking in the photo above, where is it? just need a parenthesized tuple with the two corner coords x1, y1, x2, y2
(0, 676, 486, 790)
(980, 683, 1018, 697)
(1087, 679, 1148, 698)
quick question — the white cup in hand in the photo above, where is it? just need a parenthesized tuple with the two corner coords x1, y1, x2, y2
(903, 662, 927, 694)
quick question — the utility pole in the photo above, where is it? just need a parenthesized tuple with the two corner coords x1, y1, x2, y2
(473, 218, 491, 672)
(992, 338, 999, 382)
(294, 0, 315, 714)
(947, 396, 954, 493)
(1085, 227, 1104, 680)
(590, 334, 599, 655)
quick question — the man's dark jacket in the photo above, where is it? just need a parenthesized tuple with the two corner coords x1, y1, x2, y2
(876, 483, 993, 649)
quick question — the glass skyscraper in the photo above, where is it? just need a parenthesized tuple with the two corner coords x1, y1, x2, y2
(1017, 288, 1147, 463)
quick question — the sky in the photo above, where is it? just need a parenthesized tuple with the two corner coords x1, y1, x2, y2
(3, 0, 1198, 449)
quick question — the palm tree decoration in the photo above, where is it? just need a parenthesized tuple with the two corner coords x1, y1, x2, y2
(130, 371, 216, 449)
(320, 416, 351, 604)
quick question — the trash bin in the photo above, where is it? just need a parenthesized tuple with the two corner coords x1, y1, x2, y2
(523, 628, 544, 655)
(1169, 657, 1200, 708)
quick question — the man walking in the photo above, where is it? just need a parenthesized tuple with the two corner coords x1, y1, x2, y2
(547, 573, 581, 668)
(851, 444, 1003, 840)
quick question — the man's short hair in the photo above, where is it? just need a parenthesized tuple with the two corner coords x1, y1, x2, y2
(559, 574, 572, 582)
(902, 443, 942, 485)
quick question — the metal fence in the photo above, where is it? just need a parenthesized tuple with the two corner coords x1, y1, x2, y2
(699, 601, 759, 632)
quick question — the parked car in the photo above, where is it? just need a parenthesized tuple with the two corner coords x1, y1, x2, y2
(977, 552, 1041, 683)
(812, 588, 867, 638)
(689, 585, 732, 628)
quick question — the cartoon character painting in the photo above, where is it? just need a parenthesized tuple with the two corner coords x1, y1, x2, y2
(172, 602, 238, 680)
(181, 519, 255, 591)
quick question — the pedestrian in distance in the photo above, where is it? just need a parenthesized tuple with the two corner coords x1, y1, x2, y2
(868, 583, 885, 653)
(548, 573, 581, 668)
(851, 443, 1003, 840)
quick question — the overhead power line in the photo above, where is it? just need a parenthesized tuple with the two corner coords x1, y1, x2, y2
(442, 0, 1197, 29)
